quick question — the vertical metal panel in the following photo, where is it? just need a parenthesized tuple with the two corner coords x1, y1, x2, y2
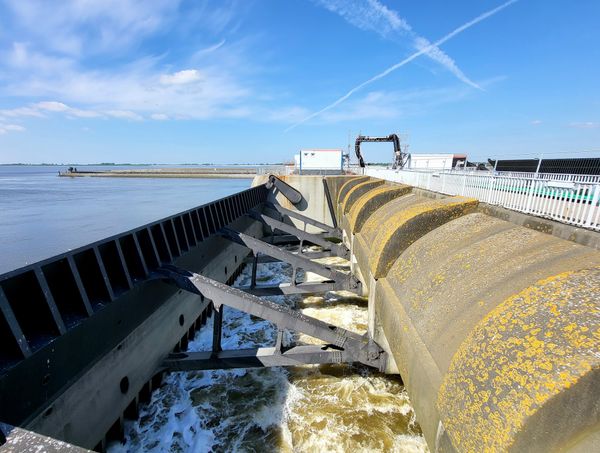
(34, 268, 67, 335)
(67, 255, 94, 316)
(93, 247, 115, 302)
(0, 286, 31, 358)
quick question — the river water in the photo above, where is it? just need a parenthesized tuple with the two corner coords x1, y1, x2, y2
(0, 165, 249, 274)
(110, 255, 427, 452)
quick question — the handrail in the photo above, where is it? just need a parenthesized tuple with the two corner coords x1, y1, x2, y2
(365, 168, 600, 231)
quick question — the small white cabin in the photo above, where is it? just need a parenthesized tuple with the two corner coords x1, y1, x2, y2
(407, 153, 467, 170)
(298, 149, 343, 174)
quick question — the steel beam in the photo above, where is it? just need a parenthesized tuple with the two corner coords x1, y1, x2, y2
(154, 266, 385, 370)
(163, 345, 349, 371)
(322, 178, 339, 229)
(248, 210, 348, 258)
(265, 175, 303, 205)
(239, 282, 345, 296)
(219, 228, 361, 293)
(264, 203, 340, 238)
(267, 234, 299, 245)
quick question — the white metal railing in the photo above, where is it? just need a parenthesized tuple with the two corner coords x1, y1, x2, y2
(256, 165, 296, 175)
(443, 169, 600, 184)
(364, 168, 600, 231)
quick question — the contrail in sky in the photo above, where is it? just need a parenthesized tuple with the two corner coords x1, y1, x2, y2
(285, 0, 518, 132)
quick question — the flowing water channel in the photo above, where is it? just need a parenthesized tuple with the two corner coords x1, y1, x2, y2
(109, 251, 428, 452)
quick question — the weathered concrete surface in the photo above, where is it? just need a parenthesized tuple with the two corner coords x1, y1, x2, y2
(342, 183, 412, 237)
(256, 174, 600, 452)
(369, 212, 600, 452)
(324, 175, 360, 208)
(253, 175, 353, 232)
(340, 179, 385, 216)
(335, 176, 371, 221)
(410, 186, 600, 250)
(0, 423, 90, 452)
(353, 195, 478, 284)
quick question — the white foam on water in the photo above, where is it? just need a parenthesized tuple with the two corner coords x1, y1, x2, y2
(109, 249, 428, 452)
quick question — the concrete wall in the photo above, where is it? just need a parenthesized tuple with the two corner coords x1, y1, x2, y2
(285, 174, 600, 453)
(252, 175, 356, 233)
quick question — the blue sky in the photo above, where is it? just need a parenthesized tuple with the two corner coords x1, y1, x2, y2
(0, 0, 599, 164)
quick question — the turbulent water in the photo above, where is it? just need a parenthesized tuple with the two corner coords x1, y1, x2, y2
(109, 251, 428, 452)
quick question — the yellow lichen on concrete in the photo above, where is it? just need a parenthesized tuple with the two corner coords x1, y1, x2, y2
(437, 268, 600, 453)
(366, 196, 478, 278)
(346, 184, 412, 234)
(336, 176, 370, 205)
(340, 179, 385, 215)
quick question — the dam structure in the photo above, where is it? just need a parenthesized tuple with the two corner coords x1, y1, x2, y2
(0, 173, 599, 452)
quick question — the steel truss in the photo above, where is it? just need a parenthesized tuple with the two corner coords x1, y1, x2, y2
(219, 227, 360, 295)
(248, 209, 348, 259)
(155, 265, 387, 372)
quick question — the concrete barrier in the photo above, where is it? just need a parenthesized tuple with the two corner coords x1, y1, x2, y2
(343, 183, 412, 237)
(256, 174, 600, 451)
(340, 179, 385, 215)
(335, 176, 371, 221)
(370, 212, 600, 452)
(353, 195, 478, 285)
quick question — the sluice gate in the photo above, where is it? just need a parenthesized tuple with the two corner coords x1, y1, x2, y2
(1, 172, 599, 452)
(0, 176, 385, 451)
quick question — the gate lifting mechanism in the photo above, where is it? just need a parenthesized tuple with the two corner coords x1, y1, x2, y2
(153, 180, 387, 372)
(355, 134, 410, 169)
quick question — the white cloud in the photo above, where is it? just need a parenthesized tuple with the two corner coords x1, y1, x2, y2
(4, 124, 25, 131)
(413, 37, 481, 90)
(68, 108, 102, 118)
(2, 101, 102, 119)
(531, 119, 543, 125)
(0, 1, 255, 122)
(194, 40, 227, 57)
(0, 106, 44, 118)
(151, 113, 169, 120)
(3, 0, 180, 57)
(313, 0, 480, 89)
(106, 110, 143, 121)
(0, 124, 26, 135)
(318, 85, 475, 123)
(36, 101, 70, 112)
(314, 0, 411, 35)
(570, 122, 600, 129)
(160, 69, 203, 85)
(288, 0, 517, 131)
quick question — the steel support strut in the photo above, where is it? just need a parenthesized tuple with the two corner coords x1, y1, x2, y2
(247, 210, 348, 259)
(154, 266, 386, 371)
(219, 227, 361, 294)
(263, 203, 340, 238)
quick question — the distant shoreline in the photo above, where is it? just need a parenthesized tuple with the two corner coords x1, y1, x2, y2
(1, 163, 282, 166)
(58, 167, 262, 179)
(60, 172, 256, 179)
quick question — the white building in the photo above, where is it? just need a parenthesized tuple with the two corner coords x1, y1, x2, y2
(407, 153, 467, 170)
(297, 149, 343, 174)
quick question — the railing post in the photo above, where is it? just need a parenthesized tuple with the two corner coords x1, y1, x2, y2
(525, 178, 535, 213)
(585, 185, 600, 227)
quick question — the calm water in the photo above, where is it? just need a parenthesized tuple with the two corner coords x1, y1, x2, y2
(0, 166, 250, 274)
